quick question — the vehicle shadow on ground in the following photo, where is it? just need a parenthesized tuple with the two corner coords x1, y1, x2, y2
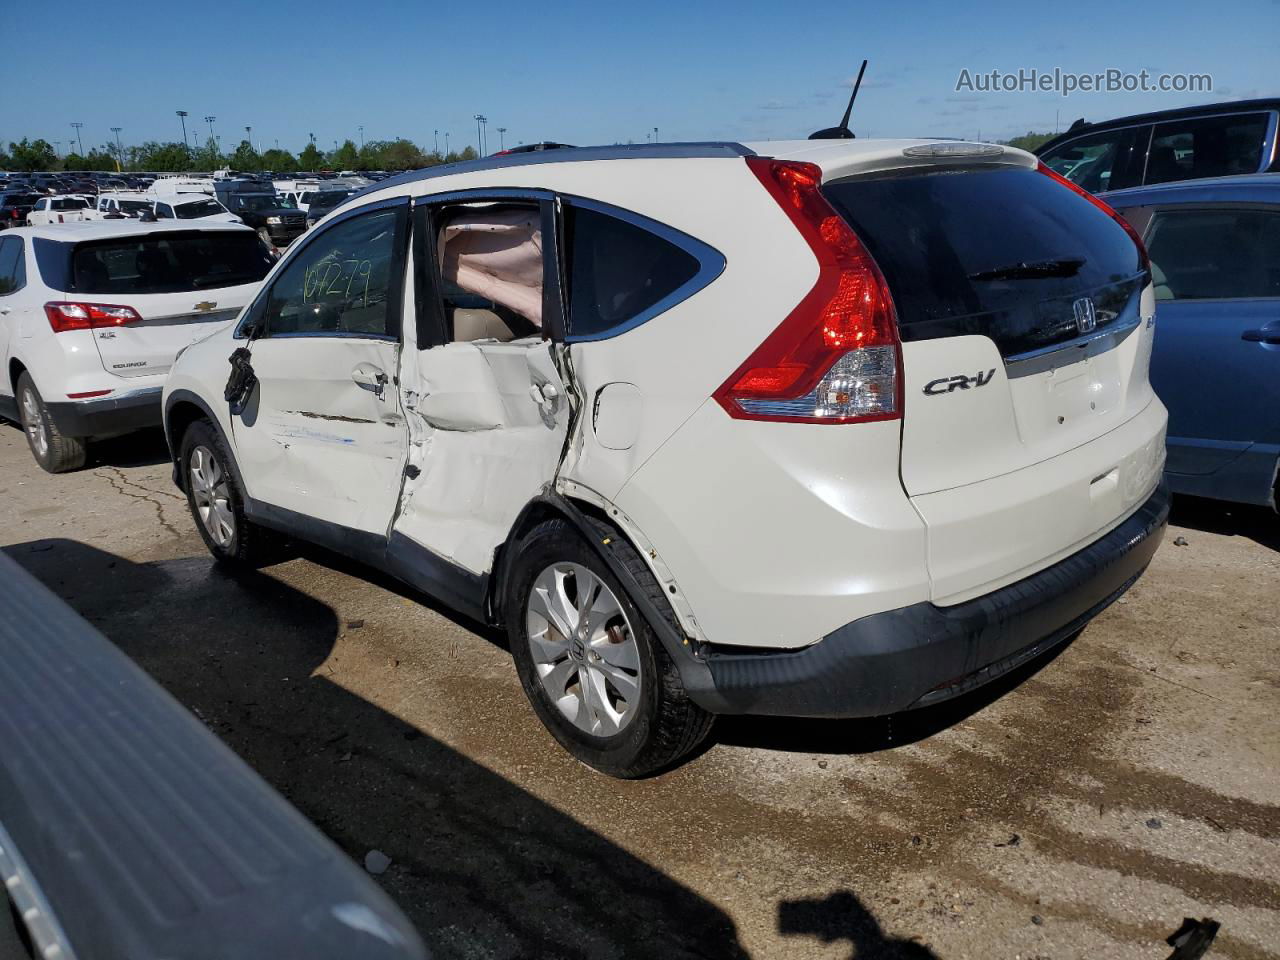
(2, 417, 172, 471)
(1169, 492, 1279, 552)
(86, 426, 173, 469)
(779, 891, 941, 959)
(714, 638, 1074, 756)
(4, 538, 748, 960)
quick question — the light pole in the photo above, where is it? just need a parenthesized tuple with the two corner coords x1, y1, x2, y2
(444, 132, 450, 156)
(473, 114, 487, 155)
(653, 126, 659, 143)
(110, 127, 123, 170)
(358, 125, 364, 150)
(433, 129, 439, 154)
(244, 126, 252, 155)
(204, 116, 216, 145)
(53, 141, 62, 158)
(70, 121, 84, 156)
(497, 126, 507, 150)
(175, 111, 189, 153)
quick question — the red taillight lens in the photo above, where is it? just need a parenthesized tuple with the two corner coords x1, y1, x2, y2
(713, 157, 901, 424)
(1036, 162, 1151, 274)
(44, 301, 143, 333)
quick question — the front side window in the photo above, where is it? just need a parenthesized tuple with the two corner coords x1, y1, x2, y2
(563, 204, 702, 340)
(34, 199, 48, 210)
(156, 204, 174, 218)
(260, 205, 406, 338)
(1040, 125, 1148, 193)
(1145, 207, 1280, 300)
(1145, 113, 1270, 185)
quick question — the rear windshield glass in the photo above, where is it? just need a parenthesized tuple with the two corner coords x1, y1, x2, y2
(823, 165, 1145, 358)
(118, 200, 151, 214)
(175, 199, 225, 219)
(310, 191, 354, 209)
(50, 198, 88, 211)
(54, 232, 274, 294)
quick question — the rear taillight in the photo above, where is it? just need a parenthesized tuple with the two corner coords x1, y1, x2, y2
(44, 301, 143, 333)
(1037, 162, 1151, 274)
(713, 157, 901, 424)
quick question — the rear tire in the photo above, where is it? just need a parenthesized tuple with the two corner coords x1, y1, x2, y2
(506, 518, 713, 778)
(16, 372, 86, 473)
(179, 417, 287, 567)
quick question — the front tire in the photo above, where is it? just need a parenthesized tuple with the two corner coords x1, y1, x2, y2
(17, 372, 86, 473)
(507, 518, 713, 778)
(179, 417, 286, 566)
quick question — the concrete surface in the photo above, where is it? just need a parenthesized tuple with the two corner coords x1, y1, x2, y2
(1, 422, 1277, 960)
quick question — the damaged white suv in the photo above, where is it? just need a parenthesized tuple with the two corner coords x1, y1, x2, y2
(163, 140, 1169, 777)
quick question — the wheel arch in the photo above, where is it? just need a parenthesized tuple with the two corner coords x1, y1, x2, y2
(163, 390, 232, 492)
(486, 489, 720, 711)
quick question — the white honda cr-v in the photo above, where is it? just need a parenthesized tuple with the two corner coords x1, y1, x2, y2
(162, 139, 1169, 777)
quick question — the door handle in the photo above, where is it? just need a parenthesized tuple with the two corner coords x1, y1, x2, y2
(351, 363, 389, 395)
(0, 307, 10, 315)
(1241, 329, 1280, 344)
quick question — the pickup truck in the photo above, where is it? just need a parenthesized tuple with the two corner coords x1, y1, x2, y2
(26, 195, 91, 225)
(213, 181, 307, 250)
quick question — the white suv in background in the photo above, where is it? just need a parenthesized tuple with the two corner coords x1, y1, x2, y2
(162, 140, 1169, 777)
(0, 220, 274, 472)
(151, 194, 242, 224)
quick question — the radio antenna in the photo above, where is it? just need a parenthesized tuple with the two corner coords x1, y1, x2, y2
(809, 59, 868, 140)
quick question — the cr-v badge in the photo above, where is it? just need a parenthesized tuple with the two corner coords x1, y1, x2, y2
(923, 369, 996, 396)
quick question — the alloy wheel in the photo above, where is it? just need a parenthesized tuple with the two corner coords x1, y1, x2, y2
(526, 562, 642, 737)
(20, 387, 48, 460)
(189, 445, 235, 548)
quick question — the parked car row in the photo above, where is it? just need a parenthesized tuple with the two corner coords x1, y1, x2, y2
(1, 103, 1275, 777)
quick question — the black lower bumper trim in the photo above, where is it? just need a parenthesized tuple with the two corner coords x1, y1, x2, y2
(687, 483, 1170, 718)
(44, 388, 162, 437)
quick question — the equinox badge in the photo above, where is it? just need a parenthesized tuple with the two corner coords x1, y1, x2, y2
(923, 369, 996, 396)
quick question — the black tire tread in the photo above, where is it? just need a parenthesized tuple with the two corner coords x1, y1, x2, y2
(17, 373, 86, 473)
(580, 515, 716, 774)
(179, 417, 289, 567)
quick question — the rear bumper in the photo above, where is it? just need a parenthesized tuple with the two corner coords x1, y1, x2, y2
(44, 387, 162, 437)
(686, 482, 1169, 717)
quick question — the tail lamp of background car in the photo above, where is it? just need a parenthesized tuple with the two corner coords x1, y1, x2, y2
(1036, 161, 1152, 273)
(714, 157, 902, 424)
(44, 302, 143, 333)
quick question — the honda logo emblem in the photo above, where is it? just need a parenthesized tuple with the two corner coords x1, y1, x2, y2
(1072, 297, 1097, 334)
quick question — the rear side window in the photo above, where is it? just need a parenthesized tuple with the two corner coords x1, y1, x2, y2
(823, 165, 1145, 358)
(1040, 125, 1149, 193)
(563, 205, 703, 340)
(68, 232, 274, 294)
(1145, 208, 1280, 300)
(1145, 113, 1270, 185)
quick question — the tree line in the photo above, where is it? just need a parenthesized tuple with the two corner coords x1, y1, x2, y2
(1, 136, 480, 173)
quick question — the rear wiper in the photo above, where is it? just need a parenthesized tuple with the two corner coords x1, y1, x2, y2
(969, 258, 1086, 281)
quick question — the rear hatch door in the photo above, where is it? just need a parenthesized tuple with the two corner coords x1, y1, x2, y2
(58, 228, 273, 379)
(823, 162, 1161, 601)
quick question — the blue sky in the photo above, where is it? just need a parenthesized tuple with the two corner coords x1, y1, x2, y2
(4, 0, 1275, 155)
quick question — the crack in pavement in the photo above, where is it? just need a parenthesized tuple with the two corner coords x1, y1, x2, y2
(94, 466, 186, 541)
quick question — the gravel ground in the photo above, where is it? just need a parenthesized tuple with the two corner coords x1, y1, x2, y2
(2, 422, 1277, 960)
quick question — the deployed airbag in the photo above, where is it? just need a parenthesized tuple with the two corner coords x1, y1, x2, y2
(441, 209, 543, 326)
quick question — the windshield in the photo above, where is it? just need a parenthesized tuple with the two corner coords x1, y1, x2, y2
(310, 190, 354, 210)
(233, 195, 290, 213)
(66, 232, 275, 294)
(175, 199, 226, 219)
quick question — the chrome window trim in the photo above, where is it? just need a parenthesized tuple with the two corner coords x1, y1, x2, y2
(0, 818, 79, 960)
(1004, 314, 1143, 366)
